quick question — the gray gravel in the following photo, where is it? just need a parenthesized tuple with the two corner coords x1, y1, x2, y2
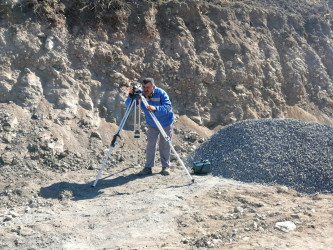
(187, 118, 333, 194)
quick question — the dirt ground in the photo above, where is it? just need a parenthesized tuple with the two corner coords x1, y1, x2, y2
(1, 104, 333, 249)
(0, 1, 333, 248)
(1, 151, 333, 249)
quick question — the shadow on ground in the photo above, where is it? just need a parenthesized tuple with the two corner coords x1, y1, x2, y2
(39, 173, 147, 201)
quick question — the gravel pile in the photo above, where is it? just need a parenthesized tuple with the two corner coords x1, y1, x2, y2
(187, 118, 333, 194)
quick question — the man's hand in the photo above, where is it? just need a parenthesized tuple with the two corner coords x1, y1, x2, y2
(147, 105, 156, 112)
(129, 89, 134, 95)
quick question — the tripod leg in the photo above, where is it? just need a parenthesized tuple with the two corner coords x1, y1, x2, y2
(92, 145, 114, 187)
(139, 95, 194, 183)
(134, 100, 141, 166)
(91, 99, 136, 187)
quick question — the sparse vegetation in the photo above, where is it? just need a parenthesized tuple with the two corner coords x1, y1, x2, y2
(73, 0, 131, 12)
(0, 0, 132, 27)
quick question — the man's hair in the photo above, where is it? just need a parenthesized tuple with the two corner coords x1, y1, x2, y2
(142, 78, 155, 86)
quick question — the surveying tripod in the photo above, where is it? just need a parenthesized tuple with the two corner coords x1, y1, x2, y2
(92, 84, 194, 187)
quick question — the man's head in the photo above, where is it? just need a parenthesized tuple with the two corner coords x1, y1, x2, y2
(142, 78, 155, 98)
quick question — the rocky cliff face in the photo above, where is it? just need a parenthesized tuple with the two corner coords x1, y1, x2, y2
(1, 0, 332, 125)
(0, 0, 332, 167)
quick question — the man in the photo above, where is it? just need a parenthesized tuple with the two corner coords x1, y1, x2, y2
(126, 78, 175, 176)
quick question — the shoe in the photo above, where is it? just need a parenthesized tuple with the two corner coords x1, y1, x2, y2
(137, 167, 152, 176)
(161, 168, 170, 176)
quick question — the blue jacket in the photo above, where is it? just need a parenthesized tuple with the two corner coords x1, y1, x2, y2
(125, 87, 175, 128)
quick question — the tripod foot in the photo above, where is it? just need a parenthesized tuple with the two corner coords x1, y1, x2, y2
(191, 179, 195, 184)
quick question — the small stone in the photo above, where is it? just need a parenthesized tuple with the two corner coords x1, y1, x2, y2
(206, 240, 214, 248)
(275, 221, 297, 232)
(9, 211, 19, 218)
(3, 216, 12, 222)
(234, 206, 244, 213)
(45, 36, 54, 50)
(91, 131, 102, 140)
(291, 214, 300, 219)
(277, 186, 289, 193)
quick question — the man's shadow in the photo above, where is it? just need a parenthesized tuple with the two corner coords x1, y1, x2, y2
(39, 169, 149, 201)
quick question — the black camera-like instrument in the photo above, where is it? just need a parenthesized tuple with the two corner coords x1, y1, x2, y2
(130, 84, 143, 97)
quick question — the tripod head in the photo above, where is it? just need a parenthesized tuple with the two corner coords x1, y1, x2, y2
(129, 84, 143, 98)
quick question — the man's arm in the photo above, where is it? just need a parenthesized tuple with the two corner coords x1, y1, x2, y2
(155, 91, 172, 114)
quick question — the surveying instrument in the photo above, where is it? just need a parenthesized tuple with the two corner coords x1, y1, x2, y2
(92, 84, 194, 187)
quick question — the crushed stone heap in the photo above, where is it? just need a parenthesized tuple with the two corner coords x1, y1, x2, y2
(187, 118, 333, 194)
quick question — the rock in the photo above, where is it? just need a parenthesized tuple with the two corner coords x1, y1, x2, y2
(234, 206, 244, 213)
(9, 210, 19, 218)
(3, 215, 13, 222)
(3, 133, 12, 143)
(275, 221, 297, 232)
(13, 70, 43, 109)
(2, 116, 18, 132)
(45, 36, 54, 50)
(1, 152, 15, 165)
(79, 91, 94, 110)
(277, 186, 289, 193)
(0, 71, 14, 101)
(91, 131, 102, 140)
(206, 240, 214, 248)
